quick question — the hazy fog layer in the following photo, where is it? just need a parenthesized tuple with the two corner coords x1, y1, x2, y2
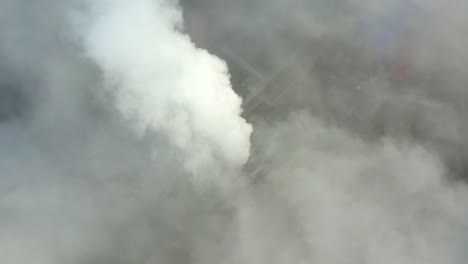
(1, 0, 468, 263)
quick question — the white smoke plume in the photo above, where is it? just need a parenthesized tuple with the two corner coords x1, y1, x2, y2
(77, 0, 252, 175)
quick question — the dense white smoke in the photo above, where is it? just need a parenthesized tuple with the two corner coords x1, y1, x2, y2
(1, 0, 468, 263)
(77, 0, 252, 175)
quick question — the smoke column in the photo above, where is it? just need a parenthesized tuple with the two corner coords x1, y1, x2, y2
(77, 0, 252, 175)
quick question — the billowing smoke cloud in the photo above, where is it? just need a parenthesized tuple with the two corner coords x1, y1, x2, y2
(76, 0, 252, 176)
(1, 0, 468, 264)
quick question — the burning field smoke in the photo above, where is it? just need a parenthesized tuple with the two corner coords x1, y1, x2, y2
(0, 0, 468, 263)
(76, 0, 252, 176)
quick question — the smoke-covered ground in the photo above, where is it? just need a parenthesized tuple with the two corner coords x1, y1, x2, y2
(1, 0, 468, 263)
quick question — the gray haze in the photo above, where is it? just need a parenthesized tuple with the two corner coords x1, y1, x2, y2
(1, 0, 468, 263)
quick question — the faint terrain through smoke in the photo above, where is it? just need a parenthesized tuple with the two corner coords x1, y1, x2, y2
(0, 0, 468, 263)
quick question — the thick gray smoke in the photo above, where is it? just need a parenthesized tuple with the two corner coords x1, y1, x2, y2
(238, 112, 468, 263)
(1, 0, 468, 263)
